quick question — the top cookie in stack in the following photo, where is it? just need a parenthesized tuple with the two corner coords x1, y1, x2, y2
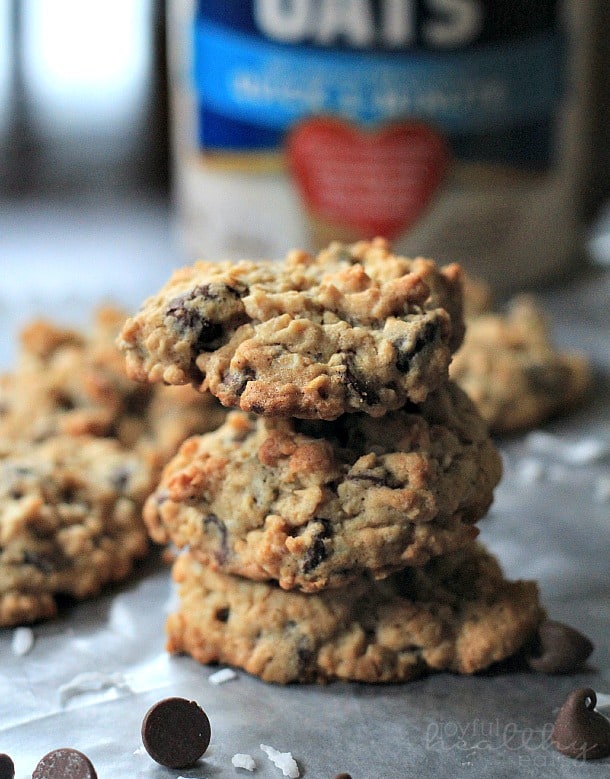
(117, 238, 464, 419)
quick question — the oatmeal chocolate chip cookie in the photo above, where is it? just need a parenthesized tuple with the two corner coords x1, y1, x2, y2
(450, 296, 592, 435)
(0, 308, 226, 465)
(166, 543, 543, 684)
(0, 435, 156, 626)
(118, 238, 464, 419)
(0, 308, 153, 446)
(145, 382, 501, 592)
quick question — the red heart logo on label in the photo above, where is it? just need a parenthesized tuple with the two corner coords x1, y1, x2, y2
(287, 118, 449, 239)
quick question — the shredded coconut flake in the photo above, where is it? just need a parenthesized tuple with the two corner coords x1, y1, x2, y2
(11, 626, 34, 656)
(232, 753, 256, 771)
(526, 431, 610, 465)
(260, 744, 299, 778)
(58, 671, 131, 706)
(208, 667, 237, 685)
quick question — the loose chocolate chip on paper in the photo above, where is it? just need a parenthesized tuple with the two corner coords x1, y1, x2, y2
(334, 773, 353, 779)
(0, 753, 14, 779)
(141, 696, 211, 769)
(527, 619, 593, 673)
(32, 748, 97, 779)
(552, 687, 610, 760)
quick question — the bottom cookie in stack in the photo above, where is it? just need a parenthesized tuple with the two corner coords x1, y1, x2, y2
(166, 543, 543, 684)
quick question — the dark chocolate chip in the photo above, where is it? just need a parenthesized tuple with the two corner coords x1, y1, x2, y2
(222, 367, 255, 398)
(0, 754, 14, 779)
(110, 466, 132, 492)
(194, 320, 223, 352)
(551, 688, 610, 760)
(346, 472, 388, 486)
(141, 696, 211, 769)
(342, 357, 379, 406)
(32, 748, 97, 779)
(302, 519, 333, 574)
(527, 620, 594, 674)
(215, 607, 230, 622)
(334, 774, 353, 779)
(302, 536, 327, 573)
(296, 643, 315, 673)
(395, 321, 438, 373)
(166, 288, 222, 350)
(524, 363, 572, 398)
(56, 393, 76, 411)
(204, 514, 229, 564)
(22, 551, 57, 575)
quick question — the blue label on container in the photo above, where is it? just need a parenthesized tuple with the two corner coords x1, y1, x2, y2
(193, 0, 564, 169)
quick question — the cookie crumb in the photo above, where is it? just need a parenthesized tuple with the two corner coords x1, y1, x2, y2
(260, 744, 299, 778)
(232, 753, 256, 771)
(208, 668, 237, 685)
(11, 626, 34, 656)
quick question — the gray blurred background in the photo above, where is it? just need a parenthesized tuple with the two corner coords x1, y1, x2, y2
(0, 0, 169, 202)
(0, 1, 607, 220)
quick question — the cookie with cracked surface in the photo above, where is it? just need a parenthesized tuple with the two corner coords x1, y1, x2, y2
(450, 296, 592, 435)
(0, 308, 226, 466)
(118, 238, 464, 420)
(166, 543, 543, 684)
(145, 382, 501, 592)
(0, 435, 156, 626)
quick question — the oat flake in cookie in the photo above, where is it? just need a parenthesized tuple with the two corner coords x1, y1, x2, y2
(118, 238, 464, 420)
(0, 435, 155, 627)
(145, 382, 501, 592)
(166, 543, 543, 684)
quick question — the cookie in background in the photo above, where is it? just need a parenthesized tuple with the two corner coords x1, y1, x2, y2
(453, 281, 592, 435)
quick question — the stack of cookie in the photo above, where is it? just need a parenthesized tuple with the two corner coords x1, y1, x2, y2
(119, 238, 544, 683)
